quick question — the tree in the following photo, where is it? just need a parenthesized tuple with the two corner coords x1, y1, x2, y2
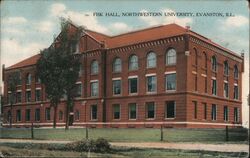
(37, 18, 81, 129)
(7, 71, 20, 128)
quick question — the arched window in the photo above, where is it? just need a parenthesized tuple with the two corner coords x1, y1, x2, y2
(234, 65, 239, 79)
(192, 49, 198, 66)
(224, 61, 229, 76)
(91, 60, 98, 74)
(147, 51, 156, 68)
(211, 56, 217, 71)
(7, 110, 11, 123)
(166, 48, 176, 65)
(26, 73, 31, 85)
(75, 110, 80, 121)
(59, 111, 63, 120)
(129, 55, 138, 70)
(203, 52, 207, 69)
(113, 58, 122, 72)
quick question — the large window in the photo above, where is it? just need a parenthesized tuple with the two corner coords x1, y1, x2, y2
(147, 75, 156, 92)
(212, 79, 217, 95)
(165, 101, 175, 118)
(193, 101, 197, 119)
(113, 79, 121, 95)
(147, 52, 156, 68)
(166, 48, 176, 65)
(35, 76, 41, 83)
(234, 85, 239, 100)
(16, 109, 21, 122)
(234, 107, 239, 122)
(146, 102, 155, 119)
(224, 82, 229, 98)
(113, 58, 122, 72)
(129, 77, 138, 94)
(113, 104, 120, 120)
(91, 105, 97, 120)
(35, 89, 41, 101)
(79, 64, 83, 77)
(234, 65, 239, 79)
(211, 56, 217, 71)
(91, 60, 98, 74)
(25, 109, 30, 121)
(75, 110, 80, 121)
(59, 111, 63, 121)
(26, 90, 31, 102)
(7, 92, 12, 104)
(45, 108, 51, 121)
(91, 81, 98, 97)
(224, 106, 229, 121)
(203, 103, 207, 120)
(75, 83, 82, 97)
(129, 103, 137, 119)
(129, 55, 138, 70)
(26, 73, 31, 85)
(224, 61, 229, 76)
(16, 92, 22, 103)
(211, 104, 217, 120)
(35, 108, 40, 121)
(165, 73, 176, 91)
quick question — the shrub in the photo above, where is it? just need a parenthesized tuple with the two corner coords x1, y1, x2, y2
(64, 138, 110, 153)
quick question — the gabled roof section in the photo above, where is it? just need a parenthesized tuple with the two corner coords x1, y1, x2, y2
(6, 54, 40, 70)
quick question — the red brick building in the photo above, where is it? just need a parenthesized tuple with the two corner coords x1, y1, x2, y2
(2, 23, 244, 128)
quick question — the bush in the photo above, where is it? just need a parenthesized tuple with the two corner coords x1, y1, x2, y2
(64, 138, 110, 153)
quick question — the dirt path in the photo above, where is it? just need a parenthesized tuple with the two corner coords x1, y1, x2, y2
(0, 139, 248, 153)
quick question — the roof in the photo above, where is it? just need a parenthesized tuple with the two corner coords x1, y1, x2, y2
(5, 23, 243, 70)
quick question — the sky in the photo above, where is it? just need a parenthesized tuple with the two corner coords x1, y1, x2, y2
(0, 0, 249, 127)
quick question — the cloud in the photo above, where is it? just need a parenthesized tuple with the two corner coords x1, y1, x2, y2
(109, 22, 132, 34)
(35, 21, 54, 33)
(139, 8, 193, 27)
(224, 15, 248, 27)
(2, 28, 25, 36)
(51, 3, 66, 17)
(3, 17, 27, 25)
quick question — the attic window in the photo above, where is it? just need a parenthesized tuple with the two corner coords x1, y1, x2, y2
(70, 41, 79, 53)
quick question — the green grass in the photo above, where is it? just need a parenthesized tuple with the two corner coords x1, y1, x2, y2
(0, 142, 248, 158)
(0, 127, 248, 143)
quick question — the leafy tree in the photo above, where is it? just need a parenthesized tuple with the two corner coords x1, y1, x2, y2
(7, 71, 21, 127)
(37, 18, 81, 129)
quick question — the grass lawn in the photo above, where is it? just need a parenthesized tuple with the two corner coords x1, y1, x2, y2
(0, 142, 248, 158)
(0, 128, 248, 143)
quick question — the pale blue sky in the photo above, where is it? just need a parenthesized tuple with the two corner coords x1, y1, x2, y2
(0, 0, 249, 126)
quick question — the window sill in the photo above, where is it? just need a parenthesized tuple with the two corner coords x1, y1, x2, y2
(165, 118, 175, 120)
(146, 92, 157, 95)
(146, 118, 155, 120)
(129, 119, 137, 121)
(129, 93, 138, 96)
(90, 119, 98, 121)
(113, 94, 122, 97)
(113, 119, 121, 121)
(166, 90, 176, 93)
(165, 64, 176, 67)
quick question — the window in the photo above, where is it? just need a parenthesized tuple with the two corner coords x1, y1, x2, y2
(91, 60, 98, 74)
(224, 106, 229, 121)
(75, 110, 80, 121)
(26, 73, 31, 85)
(165, 101, 175, 118)
(7, 110, 11, 123)
(35, 89, 41, 101)
(17, 72, 22, 85)
(147, 52, 156, 68)
(16, 92, 22, 103)
(59, 111, 63, 120)
(16, 109, 21, 122)
(91, 81, 98, 97)
(70, 42, 79, 53)
(35, 108, 40, 121)
(203, 103, 207, 120)
(211, 104, 217, 120)
(91, 105, 97, 120)
(212, 79, 217, 95)
(165, 73, 176, 91)
(234, 107, 239, 122)
(193, 101, 197, 119)
(79, 64, 83, 77)
(113, 79, 121, 95)
(234, 65, 239, 79)
(166, 48, 176, 65)
(146, 102, 155, 119)
(234, 85, 239, 100)
(211, 56, 217, 71)
(129, 77, 138, 94)
(147, 75, 156, 92)
(45, 108, 51, 121)
(75, 83, 82, 97)
(224, 82, 229, 98)
(203, 52, 207, 69)
(113, 104, 120, 120)
(7, 92, 12, 104)
(129, 103, 137, 119)
(25, 109, 30, 121)
(192, 49, 198, 66)
(194, 74, 197, 91)
(113, 58, 122, 72)
(35, 76, 41, 83)
(26, 90, 31, 102)
(204, 77, 207, 93)
(129, 55, 138, 70)
(224, 61, 229, 76)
